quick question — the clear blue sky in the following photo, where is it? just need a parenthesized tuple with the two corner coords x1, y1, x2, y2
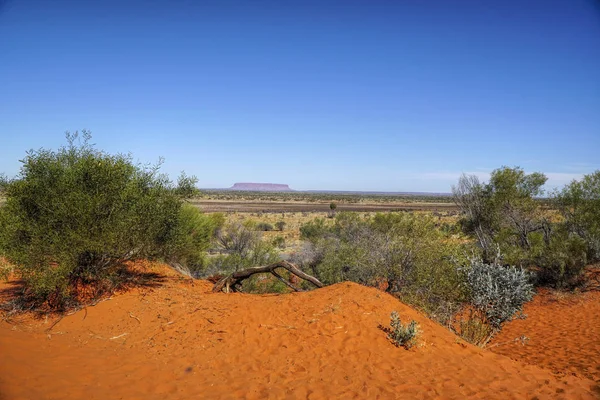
(1, 0, 599, 192)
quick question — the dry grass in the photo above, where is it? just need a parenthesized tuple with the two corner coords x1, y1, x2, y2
(221, 210, 461, 253)
(0, 257, 14, 281)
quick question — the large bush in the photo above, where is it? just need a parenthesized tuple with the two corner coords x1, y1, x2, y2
(556, 171, 600, 262)
(160, 205, 224, 275)
(453, 167, 548, 263)
(453, 166, 591, 288)
(0, 131, 215, 308)
(298, 212, 471, 323)
(465, 259, 534, 330)
(204, 222, 280, 276)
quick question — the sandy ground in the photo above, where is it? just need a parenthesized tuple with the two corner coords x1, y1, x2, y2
(1, 265, 598, 400)
(191, 200, 457, 213)
(490, 288, 600, 383)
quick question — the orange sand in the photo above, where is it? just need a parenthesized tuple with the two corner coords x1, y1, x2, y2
(490, 288, 600, 384)
(0, 266, 598, 399)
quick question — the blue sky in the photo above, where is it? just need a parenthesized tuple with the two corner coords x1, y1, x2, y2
(1, 0, 599, 192)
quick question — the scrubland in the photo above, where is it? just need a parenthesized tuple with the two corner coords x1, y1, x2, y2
(1, 132, 599, 399)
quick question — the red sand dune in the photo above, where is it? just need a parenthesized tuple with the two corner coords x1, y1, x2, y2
(0, 264, 598, 400)
(490, 288, 600, 383)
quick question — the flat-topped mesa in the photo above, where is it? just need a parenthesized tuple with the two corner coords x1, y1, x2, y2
(229, 182, 294, 192)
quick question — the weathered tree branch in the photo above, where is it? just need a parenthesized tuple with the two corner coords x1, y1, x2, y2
(212, 261, 324, 293)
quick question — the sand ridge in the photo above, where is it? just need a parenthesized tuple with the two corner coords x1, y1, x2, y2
(0, 265, 598, 399)
(490, 288, 600, 383)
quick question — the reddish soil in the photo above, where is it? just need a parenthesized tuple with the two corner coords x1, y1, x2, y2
(0, 264, 598, 399)
(191, 200, 457, 213)
(490, 288, 600, 384)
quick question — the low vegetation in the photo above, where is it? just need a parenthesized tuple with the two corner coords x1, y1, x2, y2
(255, 222, 274, 231)
(204, 222, 280, 283)
(0, 133, 598, 349)
(453, 167, 600, 288)
(196, 189, 453, 204)
(296, 212, 472, 324)
(459, 258, 534, 346)
(387, 311, 420, 349)
(0, 132, 220, 309)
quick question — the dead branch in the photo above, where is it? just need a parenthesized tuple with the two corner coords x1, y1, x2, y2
(212, 261, 323, 293)
(128, 312, 141, 324)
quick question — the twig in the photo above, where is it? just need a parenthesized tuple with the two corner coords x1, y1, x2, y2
(45, 316, 65, 333)
(259, 324, 296, 330)
(109, 333, 128, 340)
(271, 270, 302, 292)
(487, 335, 529, 349)
(128, 312, 141, 324)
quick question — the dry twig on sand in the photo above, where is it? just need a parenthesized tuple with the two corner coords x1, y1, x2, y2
(212, 261, 323, 293)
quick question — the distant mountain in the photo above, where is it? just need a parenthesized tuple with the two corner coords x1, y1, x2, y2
(228, 182, 294, 192)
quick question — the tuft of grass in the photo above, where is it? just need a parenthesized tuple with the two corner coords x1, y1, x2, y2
(0, 257, 14, 281)
(256, 222, 274, 231)
(387, 311, 420, 349)
(458, 315, 494, 347)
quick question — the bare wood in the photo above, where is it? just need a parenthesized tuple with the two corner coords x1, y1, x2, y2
(212, 261, 323, 293)
(271, 269, 301, 292)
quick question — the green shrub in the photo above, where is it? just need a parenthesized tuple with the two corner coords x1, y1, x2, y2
(0, 131, 210, 309)
(534, 229, 587, 288)
(453, 167, 596, 289)
(0, 258, 13, 281)
(240, 273, 291, 294)
(256, 222, 274, 231)
(465, 259, 534, 330)
(272, 235, 286, 249)
(299, 217, 328, 242)
(206, 222, 280, 276)
(458, 315, 494, 347)
(275, 221, 286, 231)
(452, 259, 534, 346)
(160, 206, 223, 274)
(387, 311, 419, 349)
(556, 170, 600, 262)
(299, 212, 471, 324)
(453, 167, 548, 265)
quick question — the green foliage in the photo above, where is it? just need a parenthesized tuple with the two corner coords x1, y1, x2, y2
(0, 131, 210, 308)
(329, 202, 337, 210)
(255, 222, 274, 231)
(299, 212, 471, 323)
(557, 171, 600, 262)
(453, 166, 591, 288)
(272, 235, 286, 249)
(160, 206, 223, 273)
(458, 316, 493, 347)
(299, 217, 329, 243)
(465, 259, 534, 330)
(240, 272, 291, 294)
(198, 189, 453, 205)
(387, 311, 419, 349)
(0, 173, 8, 192)
(0, 257, 13, 281)
(534, 228, 587, 288)
(456, 259, 534, 346)
(453, 166, 548, 263)
(275, 221, 286, 231)
(207, 222, 280, 275)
